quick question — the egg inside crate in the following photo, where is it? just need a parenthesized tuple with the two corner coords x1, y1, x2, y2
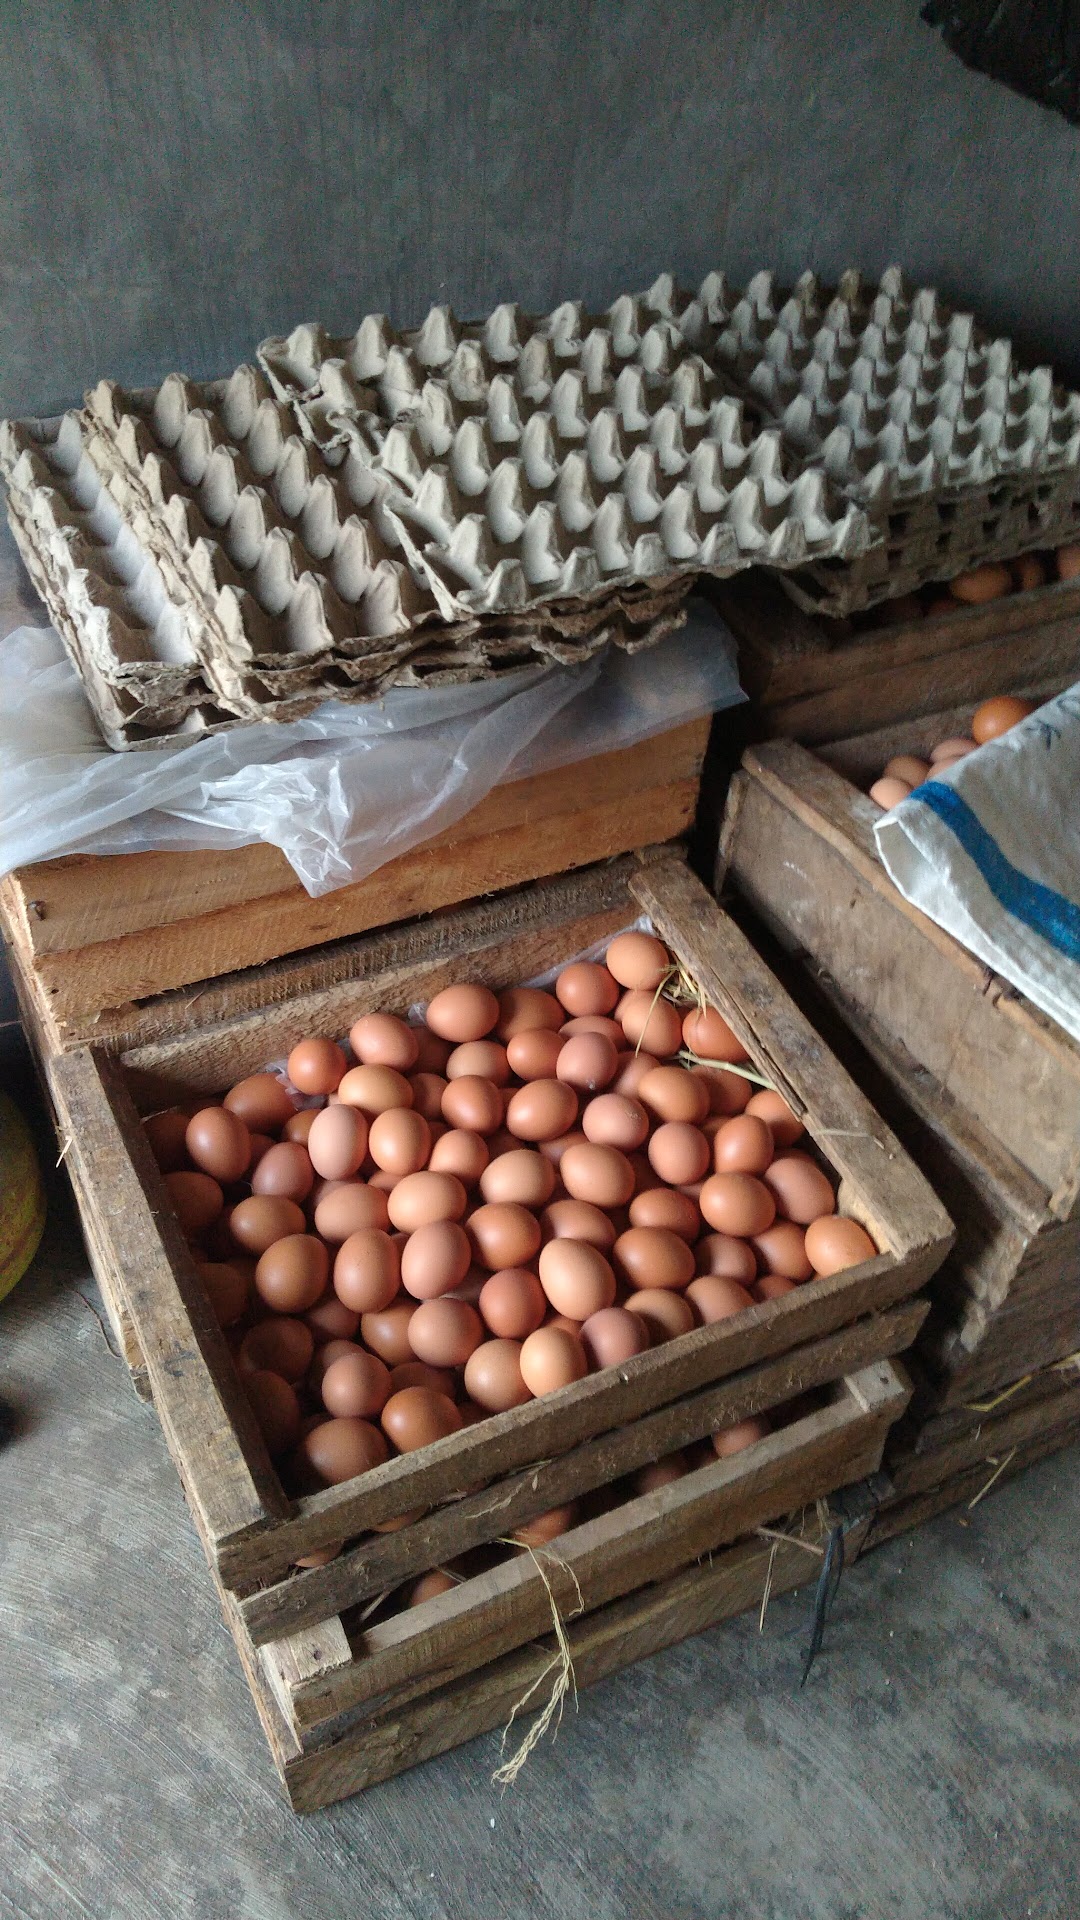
(144, 932, 879, 1542)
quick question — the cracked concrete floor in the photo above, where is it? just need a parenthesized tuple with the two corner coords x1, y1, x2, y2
(1, 1025, 1078, 1920)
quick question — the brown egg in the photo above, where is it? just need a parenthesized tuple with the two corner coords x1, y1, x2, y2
(540, 1198, 617, 1251)
(613, 1226, 695, 1292)
(648, 1122, 710, 1186)
(949, 563, 1012, 605)
(869, 776, 912, 809)
(255, 1234, 329, 1313)
(713, 1115, 774, 1176)
(333, 1228, 401, 1313)
(581, 1305, 649, 1369)
(308, 1338, 359, 1391)
(337, 1064, 414, 1116)
(555, 1031, 619, 1093)
(408, 1297, 484, 1368)
(695, 1233, 758, 1283)
(229, 1193, 306, 1254)
(544, 1313, 585, 1336)
(287, 1037, 347, 1095)
(314, 1181, 390, 1241)
(682, 1005, 748, 1065)
(686, 1274, 755, 1323)
(581, 1092, 649, 1151)
(693, 1064, 753, 1116)
(495, 986, 565, 1040)
(307, 1105, 368, 1181)
(185, 1108, 251, 1184)
(560, 1141, 635, 1209)
(478, 1149, 555, 1209)
(971, 694, 1035, 743)
(467, 1201, 542, 1271)
(755, 1274, 797, 1301)
(320, 1347, 392, 1419)
(478, 1268, 547, 1339)
(144, 1108, 193, 1172)
(763, 1156, 835, 1226)
(409, 1026, 450, 1073)
(195, 1260, 250, 1328)
(252, 1140, 314, 1202)
(245, 1370, 302, 1456)
(441, 1075, 503, 1136)
(427, 1129, 489, 1185)
(388, 1361, 458, 1399)
(238, 1316, 315, 1383)
(637, 1064, 709, 1124)
(617, 992, 683, 1056)
(699, 1172, 776, 1238)
(538, 1239, 616, 1320)
(348, 1012, 419, 1070)
(519, 1325, 589, 1395)
(555, 960, 620, 1016)
(304, 1293, 361, 1341)
(301, 1416, 389, 1485)
(382, 1385, 463, 1449)
(804, 1215, 878, 1275)
(512, 1503, 578, 1547)
(751, 1221, 813, 1281)
(883, 754, 931, 787)
(164, 1170, 224, 1238)
(446, 1040, 510, 1086)
(387, 1170, 467, 1230)
(605, 930, 671, 990)
(425, 983, 499, 1043)
(1057, 542, 1080, 580)
(464, 1337, 532, 1411)
(400, 1220, 472, 1300)
(745, 1089, 804, 1147)
(505, 1028, 564, 1080)
(628, 1187, 700, 1240)
(368, 1108, 431, 1176)
(409, 1071, 449, 1120)
(634, 1452, 689, 1493)
(536, 1128, 587, 1169)
(624, 1288, 695, 1342)
(406, 1568, 458, 1607)
(712, 1416, 767, 1457)
(248, 1132, 276, 1171)
(224, 1072, 297, 1133)
(504, 1079, 578, 1143)
(282, 1108, 318, 1146)
(929, 736, 977, 763)
(361, 1299, 417, 1365)
(611, 1050, 659, 1099)
(559, 1015, 626, 1046)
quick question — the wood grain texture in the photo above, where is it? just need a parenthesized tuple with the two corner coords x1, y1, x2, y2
(280, 1363, 906, 1734)
(903, 1356, 1080, 1455)
(239, 1301, 925, 1644)
(886, 1370, 1080, 1498)
(729, 741, 1080, 1216)
(862, 1419, 1080, 1552)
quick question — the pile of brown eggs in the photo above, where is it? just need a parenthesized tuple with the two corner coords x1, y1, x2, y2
(868, 693, 1035, 810)
(854, 541, 1080, 632)
(146, 929, 879, 1566)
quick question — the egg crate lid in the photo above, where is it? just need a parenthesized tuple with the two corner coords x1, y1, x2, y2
(689, 264, 1080, 511)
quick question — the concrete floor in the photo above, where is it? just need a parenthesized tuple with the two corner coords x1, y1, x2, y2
(1, 1024, 1078, 1920)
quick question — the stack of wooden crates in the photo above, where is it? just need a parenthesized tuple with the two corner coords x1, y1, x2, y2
(1, 700, 959, 1808)
(711, 570, 1080, 1546)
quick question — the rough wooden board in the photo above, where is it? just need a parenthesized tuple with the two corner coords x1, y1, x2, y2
(239, 1300, 925, 1644)
(862, 1420, 1080, 1552)
(903, 1355, 1080, 1455)
(708, 570, 1080, 741)
(885, 1371, 1080, 1498)
(281, 1363, 906, 1734)
(2, 722, 708, 959)
(225, 1503, 871, 1811)
(729, 741, 1080, 1218)
(46, 1046, 292, 1544)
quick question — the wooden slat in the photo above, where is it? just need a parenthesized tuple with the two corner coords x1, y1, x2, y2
(885, 1370, 1080, 1498)
(862, 1420, 1080, 1552)
(238, 1300, 926, 1644)
(283, 1362, 906, 1733)
(47, 1046, 292, 1544)
(905, 1356, 1080, 1455)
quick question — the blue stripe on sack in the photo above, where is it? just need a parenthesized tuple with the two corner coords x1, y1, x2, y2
(910, 780, 1080, 963)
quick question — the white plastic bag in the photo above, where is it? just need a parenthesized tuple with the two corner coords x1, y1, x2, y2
(0, 601, 743, 896)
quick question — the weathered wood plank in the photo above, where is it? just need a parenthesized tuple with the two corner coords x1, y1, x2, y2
(886, 1371, 1080, 1497)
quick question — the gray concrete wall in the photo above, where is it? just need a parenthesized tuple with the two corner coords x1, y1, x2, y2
(2, 0, 1079, 417)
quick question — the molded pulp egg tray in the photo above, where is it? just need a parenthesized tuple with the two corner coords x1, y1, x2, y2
(3, 268, 1077, 746)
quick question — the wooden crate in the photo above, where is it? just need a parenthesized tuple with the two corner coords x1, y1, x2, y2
(37, 850, 947, 1656)
(0, 714, 710, 1055)
(221, 1385, 890, 1811)
(707, 569, 1080, 744)
(861, 1366, 1080, 1554)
